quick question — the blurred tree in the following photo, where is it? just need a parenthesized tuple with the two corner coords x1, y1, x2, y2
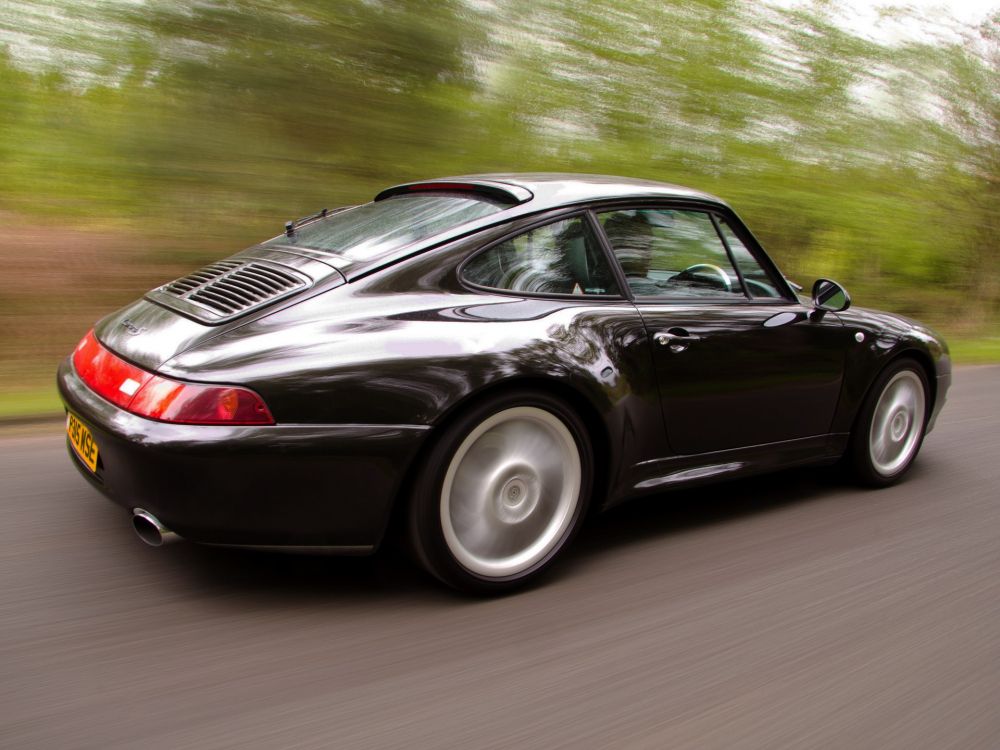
(939, 13, 1000, 325)
(0, 0, 997, 385)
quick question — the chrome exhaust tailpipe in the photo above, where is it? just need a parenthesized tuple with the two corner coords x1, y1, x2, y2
(132, 508, 180, 546)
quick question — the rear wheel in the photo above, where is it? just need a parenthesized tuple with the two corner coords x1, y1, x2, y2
(849, 359, 929, 487)
(409, 391, 592, 593)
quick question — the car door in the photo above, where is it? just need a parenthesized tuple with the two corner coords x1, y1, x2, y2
(595, 205, 849, 455)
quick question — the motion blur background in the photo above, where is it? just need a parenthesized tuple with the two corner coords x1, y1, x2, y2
(1, 0, 997, 417)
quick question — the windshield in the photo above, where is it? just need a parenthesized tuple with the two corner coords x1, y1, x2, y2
(266, 192, 507, 261)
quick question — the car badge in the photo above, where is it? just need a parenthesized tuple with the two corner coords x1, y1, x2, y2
(121, 318, 145, 336)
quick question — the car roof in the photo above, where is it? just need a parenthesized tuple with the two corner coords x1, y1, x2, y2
(382, 173, 725, 213)
(290, 173, 730, 282)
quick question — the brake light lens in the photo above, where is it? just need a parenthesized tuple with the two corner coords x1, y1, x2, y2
(128, 377, 274, 424)
(402, 182, 482, 192)
(72, 329, 152, 409)
(72, 330, 274, 425)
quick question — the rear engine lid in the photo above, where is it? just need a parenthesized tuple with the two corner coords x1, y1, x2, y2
(148, 259, 306, 323)
(146, 247, 343, 325)
(94, 247, 344, 370)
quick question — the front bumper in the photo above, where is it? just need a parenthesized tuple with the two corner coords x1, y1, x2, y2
(926, 371, 951, 434)
(57, 358, 429, 550)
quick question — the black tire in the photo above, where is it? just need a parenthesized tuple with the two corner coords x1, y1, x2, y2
(848, 358, 930, 487)
(408, 390, 593, 594)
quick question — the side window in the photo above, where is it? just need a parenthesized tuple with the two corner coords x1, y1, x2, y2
(598, 209, 744, 299)
(717, 217, 784, 299)
(462, 216, 621, 296)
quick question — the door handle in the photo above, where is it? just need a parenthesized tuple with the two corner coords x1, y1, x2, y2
(654, 330, 700, 347)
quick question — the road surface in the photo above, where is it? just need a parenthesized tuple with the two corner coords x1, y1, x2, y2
(1, 367, 998, 749)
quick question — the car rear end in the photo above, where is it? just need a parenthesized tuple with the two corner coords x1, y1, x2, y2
(57, 319, 430, 550)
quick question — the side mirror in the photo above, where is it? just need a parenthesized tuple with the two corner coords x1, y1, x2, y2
(811, 278, 851, 315)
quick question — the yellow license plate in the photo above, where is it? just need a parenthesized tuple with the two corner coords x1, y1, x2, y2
(67, 412, 99, 473)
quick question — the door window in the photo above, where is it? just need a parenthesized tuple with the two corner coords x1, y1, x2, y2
(598, 209, 744, 299)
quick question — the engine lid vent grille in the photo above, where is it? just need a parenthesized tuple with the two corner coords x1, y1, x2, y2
(151, 259, 309, 323)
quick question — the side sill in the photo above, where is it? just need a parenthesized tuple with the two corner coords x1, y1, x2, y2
(205, 543, 375, 556)
(607, 433, 849, 509)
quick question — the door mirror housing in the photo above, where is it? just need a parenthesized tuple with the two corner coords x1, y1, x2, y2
(811, 278, 851, 314)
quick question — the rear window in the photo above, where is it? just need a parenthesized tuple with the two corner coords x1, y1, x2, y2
(266, 192, 506, 261)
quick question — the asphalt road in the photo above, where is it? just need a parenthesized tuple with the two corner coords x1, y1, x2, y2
(1, 367, 998, 749)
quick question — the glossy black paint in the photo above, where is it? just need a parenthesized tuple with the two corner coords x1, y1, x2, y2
(58, 358, 425, 548)
(59, 174, 951, 549)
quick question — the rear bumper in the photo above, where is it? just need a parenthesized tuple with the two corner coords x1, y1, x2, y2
(57, 358, 429, 549)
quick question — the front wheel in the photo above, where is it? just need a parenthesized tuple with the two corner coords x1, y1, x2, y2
(849, 359, 929, 487)
(409, 392, 592, 593)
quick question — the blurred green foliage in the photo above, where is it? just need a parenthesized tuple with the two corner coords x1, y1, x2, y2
(0, 0, 998, 404)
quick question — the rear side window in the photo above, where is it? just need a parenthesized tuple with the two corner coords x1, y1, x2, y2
(267, 192, 505, 262)
(462, 216, 621, 296)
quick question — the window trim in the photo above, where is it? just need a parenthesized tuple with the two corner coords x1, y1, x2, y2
(712, 212, 788, 301)
(457, 209, 629, 301)
(708, 212, 750, 298)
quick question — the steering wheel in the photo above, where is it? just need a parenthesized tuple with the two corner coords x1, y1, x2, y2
(744, 277, 778, 298)
(671, 263, 732, 292)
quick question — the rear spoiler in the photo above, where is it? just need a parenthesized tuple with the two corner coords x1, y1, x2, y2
(374, 179, 533, 206)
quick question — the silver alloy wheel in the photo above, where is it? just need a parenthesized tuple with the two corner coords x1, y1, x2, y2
(868, 370, 926, 477)
(440, 406, 582, 578)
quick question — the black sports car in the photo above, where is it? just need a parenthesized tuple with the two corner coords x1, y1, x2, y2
(59, 174, 950, 592)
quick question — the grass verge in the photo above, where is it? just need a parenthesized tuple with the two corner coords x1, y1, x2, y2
(948, 338, 1000, 365)
(0, 387, 62, 421)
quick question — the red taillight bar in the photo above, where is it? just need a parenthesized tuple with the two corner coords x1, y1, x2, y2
(72, 329, 153, 410)
(72, 330, 274, 425)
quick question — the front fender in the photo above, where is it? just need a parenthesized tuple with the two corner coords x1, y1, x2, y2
(830, 307, 950, 434)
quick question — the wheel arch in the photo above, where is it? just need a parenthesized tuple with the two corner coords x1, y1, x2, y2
(879, 348, 937, 425)
(375, 375, 613, 550)
(850, 347, 936, 436)
(844, 347, 935, 486)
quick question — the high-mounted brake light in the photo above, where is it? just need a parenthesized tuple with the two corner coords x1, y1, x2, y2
(72, 330, 274, 425)
(373, 180, 533, 205)
(403, 182, 481, 192)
